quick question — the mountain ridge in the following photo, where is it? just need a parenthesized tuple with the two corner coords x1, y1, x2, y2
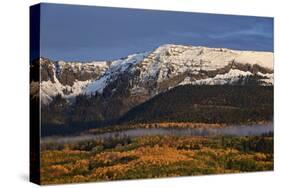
(31, 44, 274, 105)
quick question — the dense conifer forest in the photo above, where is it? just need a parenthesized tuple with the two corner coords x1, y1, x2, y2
(39, 85, 273, 136)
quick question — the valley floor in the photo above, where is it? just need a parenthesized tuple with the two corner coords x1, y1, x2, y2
(40, 133, 273, 185)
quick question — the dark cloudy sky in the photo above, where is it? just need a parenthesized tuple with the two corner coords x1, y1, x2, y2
(39, 3, 273, 61)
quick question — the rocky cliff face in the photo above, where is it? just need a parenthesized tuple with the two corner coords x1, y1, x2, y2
(32, 57, 109, 104)
(32, 44, 274, 106)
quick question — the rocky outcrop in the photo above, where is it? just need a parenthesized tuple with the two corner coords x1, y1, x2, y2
(40, 58, 56, 83)
(31, 57, 109, 104)
(54, 60, 110, 86)
(33, 44, 273, 105)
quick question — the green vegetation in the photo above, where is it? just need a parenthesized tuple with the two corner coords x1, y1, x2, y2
(41, 134, 273, 185)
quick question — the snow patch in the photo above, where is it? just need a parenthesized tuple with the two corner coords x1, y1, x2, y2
(234, 51, 273, 71)
(39, 44, 274, 104)
(179, 69, 252, 85)
(84, 52, 150, 95)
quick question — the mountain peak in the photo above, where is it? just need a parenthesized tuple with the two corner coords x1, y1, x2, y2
(33, 44, 273, 105)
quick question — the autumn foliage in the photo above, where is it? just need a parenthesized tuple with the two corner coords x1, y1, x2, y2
(40, 135, 273, 184)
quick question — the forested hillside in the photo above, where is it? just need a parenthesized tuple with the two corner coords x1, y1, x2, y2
(40, 85, 273, 136)
(119, 85, 273, 125)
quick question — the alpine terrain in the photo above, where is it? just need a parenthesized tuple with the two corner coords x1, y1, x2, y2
(30, 44, 274, 135)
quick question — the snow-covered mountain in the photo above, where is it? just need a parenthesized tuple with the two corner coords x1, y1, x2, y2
(33, 44, 274, 105)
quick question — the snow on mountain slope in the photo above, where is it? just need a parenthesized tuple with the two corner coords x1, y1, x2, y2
(38, 58, 109, 104)
(36, 44, 274, 105)
(136, 44, 273, 81)
(128, 44, 273, 97)
(179, 69, 252, 85)
(84, 52, 150, 95)
(234, 51, 273, 70)
(40, 79, 92, 104)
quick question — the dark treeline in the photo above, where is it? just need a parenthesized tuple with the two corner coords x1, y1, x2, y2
(41, 85, 273, 136)
(119, 85, 273, 125)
